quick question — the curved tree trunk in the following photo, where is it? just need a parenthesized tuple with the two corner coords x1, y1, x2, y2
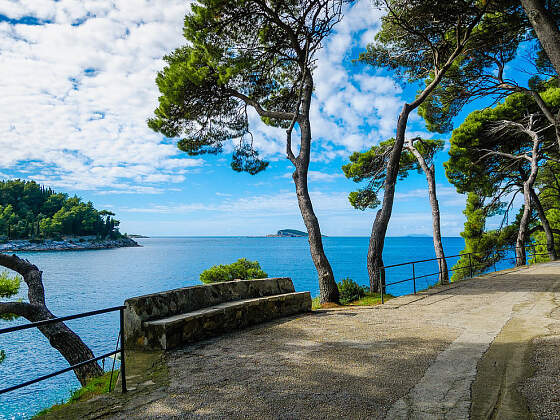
(529, 188, 558, 261)
(516, 184, 531, 266)
(516, 125, 542, 266)
(0, 254, 103, 385)
(293, 164, 338, 303)
(367, 213, 385, 293)
(367, 105, 411, 292)
(406, 142, 449, 284)
(291, 78, 339, 304)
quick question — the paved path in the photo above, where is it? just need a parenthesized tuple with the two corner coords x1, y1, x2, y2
(44, 263, 560, 419)
(387, 263, 560, 419)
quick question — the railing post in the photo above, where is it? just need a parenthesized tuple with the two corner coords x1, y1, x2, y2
(468, 253, 473, 278)
(412, 262, 416, 295)
(119, 308, 127, 394)
(381, 281, 384, 304)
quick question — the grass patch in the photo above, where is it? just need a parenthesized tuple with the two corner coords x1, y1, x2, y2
(349, 292, 394, 306)
(311, 296, 321, 310)
(33, 370, 119, 418)
(312, 292, 394, 309)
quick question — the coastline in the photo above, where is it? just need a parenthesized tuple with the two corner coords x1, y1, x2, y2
(0, 236, 140, 252)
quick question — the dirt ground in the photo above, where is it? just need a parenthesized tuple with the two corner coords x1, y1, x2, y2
(41, 263, 560, 419)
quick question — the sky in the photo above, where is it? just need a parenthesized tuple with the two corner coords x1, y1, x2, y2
(0, 0, 527, 237)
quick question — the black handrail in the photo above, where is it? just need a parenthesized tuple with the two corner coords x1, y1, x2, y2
(0, 305, 127, 396)
(379, 245, 550, 304)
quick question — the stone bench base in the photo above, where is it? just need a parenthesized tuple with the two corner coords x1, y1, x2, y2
(139, 291, 311, 350)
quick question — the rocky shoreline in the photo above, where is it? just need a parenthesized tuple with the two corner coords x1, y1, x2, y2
(0, 236, 140, 252)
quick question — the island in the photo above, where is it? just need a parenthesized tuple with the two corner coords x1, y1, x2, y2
(266, 229, 328, 237)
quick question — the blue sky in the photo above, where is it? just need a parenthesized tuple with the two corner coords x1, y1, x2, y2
(0, 1, 528, 237)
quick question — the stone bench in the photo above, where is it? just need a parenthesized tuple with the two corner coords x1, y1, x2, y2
(124, 277, 311, 350)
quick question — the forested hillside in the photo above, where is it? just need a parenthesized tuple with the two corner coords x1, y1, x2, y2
(0, 180, 121, 240)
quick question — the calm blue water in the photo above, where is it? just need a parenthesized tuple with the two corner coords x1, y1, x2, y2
(0, 236, 516, 419)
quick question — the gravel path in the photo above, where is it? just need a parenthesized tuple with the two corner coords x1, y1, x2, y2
(46, 263, 560, 419)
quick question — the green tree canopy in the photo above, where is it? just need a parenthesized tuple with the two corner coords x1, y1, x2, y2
(450, 193, 518, 281)
(342, 138, 444, 210)
(416, 1, 529, 133)
(446, 87, 560, 199)
(0, 180, 121, 240)
(148, 0, 345, 173)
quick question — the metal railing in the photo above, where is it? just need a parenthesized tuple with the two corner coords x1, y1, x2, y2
(0, 305, 127, 395)
(379, 245, 550, 304)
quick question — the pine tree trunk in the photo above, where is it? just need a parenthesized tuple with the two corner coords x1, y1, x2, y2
(292, 164, 339, 303)
(291, 80, 339, 304)
(406, 142, 448, 284)
(520, 0, 560, 76)
(529, 188, 557, 261)
(0, 254, 104, 385)
(516, 184, 532, 266)
(366, 104, 411, 292)
(516, 129, 541, 266)
(367, 214, 385, 293)
(427, 169, 449, 284)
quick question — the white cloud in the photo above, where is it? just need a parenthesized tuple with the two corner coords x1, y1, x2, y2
(0, 0, 201, 192)
(394, 186, 465, 205)
(120, 190, 353, 216)
(0, 1, 424, 195)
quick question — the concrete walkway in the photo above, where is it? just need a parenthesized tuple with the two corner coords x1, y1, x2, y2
(43, 263, 560, 419)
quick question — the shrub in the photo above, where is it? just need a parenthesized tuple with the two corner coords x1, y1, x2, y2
(200, 258, 268, 284)
(0, 270, 20, 298)
(337, 278, 365, 305)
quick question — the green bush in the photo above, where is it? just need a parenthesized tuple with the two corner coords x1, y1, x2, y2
(0, 270, 20, 298)
(200, 258, 268, 284)
(0, 271, 20, 363)
(337, 278, 365, 305)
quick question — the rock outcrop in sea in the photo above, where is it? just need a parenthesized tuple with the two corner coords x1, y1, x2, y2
(0, 236, 140, 252)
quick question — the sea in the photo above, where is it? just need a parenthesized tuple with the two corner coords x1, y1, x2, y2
(0, 236, 517, 419)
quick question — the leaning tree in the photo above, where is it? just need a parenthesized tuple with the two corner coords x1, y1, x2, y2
(0, 254, 103, 385)
(148, 0, 352, 303)
(354, 0, 497, 291)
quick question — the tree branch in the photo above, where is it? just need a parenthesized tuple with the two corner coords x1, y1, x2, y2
(0, 253, 45, 305)
(0, 301, 37, 319)
(476, 148, 531, 163)
(228, 90, 296, 121)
